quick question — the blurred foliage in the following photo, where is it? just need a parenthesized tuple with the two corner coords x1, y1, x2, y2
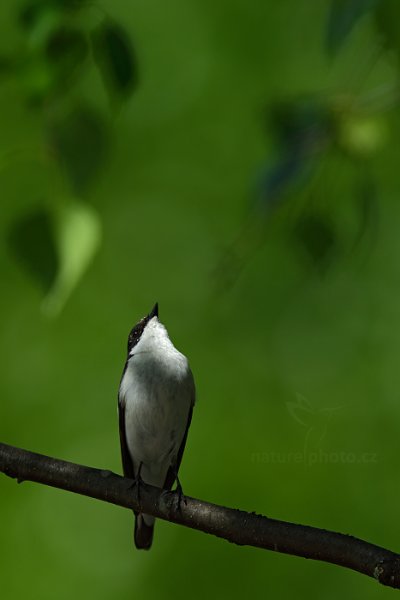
(217, 0, 399, 285)
(2, 0, 400, 599)
(91, 18, 138, 104)
(326, 0, 378, 55)
(7, 207, 58, 290)
(48, 104, 110, 193)
(0, 0, 136, 316)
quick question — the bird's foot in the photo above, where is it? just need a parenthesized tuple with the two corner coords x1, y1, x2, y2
(128, 462, 144, 509)
(175, 476, 187, 511)
(163, 476, 187, 510)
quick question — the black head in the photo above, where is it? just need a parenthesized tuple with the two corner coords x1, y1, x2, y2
(127, 303, 159, 355)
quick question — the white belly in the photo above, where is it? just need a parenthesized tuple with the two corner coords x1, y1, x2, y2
(121, 356, 192, 488)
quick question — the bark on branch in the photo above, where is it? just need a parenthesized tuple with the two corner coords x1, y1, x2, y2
(1, 441, 399, 589)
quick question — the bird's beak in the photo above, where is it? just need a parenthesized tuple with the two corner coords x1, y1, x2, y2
(148, 302, 159, 319)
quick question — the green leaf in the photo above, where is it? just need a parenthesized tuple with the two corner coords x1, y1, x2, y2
(42, 201, 102, 316)
(17, 23, 88, 105)
(45, 25, 89, 81)
(7, 208, 58, 292)
(337, 113, 387, 157)
(91, 19, 138, 103)
(48, 104, 110, 192)
(294, 212, 337, 270)
(269, 98, 330, 144)
(374, 0, 400, 58)
(326, 0, 377, 56)
(7, 201, 101, 316)
(19, 56, 55, 107)
(257, 98, 331, 210)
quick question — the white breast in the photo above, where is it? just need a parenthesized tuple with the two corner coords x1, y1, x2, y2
(120, 318, 194, 488)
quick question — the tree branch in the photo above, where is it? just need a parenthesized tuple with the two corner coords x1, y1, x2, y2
(1, 441, 399, 589)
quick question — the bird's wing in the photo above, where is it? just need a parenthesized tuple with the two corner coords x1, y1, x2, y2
(163, 370, 195, 490)
(118, 393, 135, 480)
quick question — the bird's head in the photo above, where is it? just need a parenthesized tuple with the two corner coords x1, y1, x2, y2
(127, 303, 159, 356)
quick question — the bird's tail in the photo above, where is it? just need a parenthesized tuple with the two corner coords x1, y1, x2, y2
(134, 513, 154, 550)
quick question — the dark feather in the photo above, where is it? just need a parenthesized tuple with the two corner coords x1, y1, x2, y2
(163, 382, 195, 491)
(134, 515, 154, 550)
(118, 395, 135, 480)
(127, 317, 148, 354)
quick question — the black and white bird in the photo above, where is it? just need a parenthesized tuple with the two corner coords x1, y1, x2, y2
(118, 303, 195, 550)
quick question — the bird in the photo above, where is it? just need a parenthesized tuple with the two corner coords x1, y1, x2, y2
(118, 303, 195, 550)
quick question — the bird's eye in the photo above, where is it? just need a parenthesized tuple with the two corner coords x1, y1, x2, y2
(127, 318, 147, 353)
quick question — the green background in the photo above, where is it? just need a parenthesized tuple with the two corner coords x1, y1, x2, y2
(1, 1, 400, 598)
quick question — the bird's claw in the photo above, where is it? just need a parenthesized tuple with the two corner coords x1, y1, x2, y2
(175, 476, 187, 511)
(127, 462, 144, 509)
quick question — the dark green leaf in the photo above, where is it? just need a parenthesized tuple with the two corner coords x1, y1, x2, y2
(257, 151, 312, 210)
(326, 0, 377, 56)
(91, 19, 137, 102)
(258, 99, 331, 210)
(19, 55, 55, 108)
(18, 28, 88, 106)
(294, 213, 337, 269)
(269, 98, 330, 145)
(48, 104, 110, 192)
(7, 208, 58, 291)
(374, 0, 400, 57)
(45, 25, 89, 86)
(7, 202, 102, 315)
(46, 26, 88, 64)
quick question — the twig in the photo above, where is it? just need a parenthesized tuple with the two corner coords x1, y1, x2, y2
(1, 441, 399, 589)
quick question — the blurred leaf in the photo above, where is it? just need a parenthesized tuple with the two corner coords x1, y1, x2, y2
(258, 98, 331, 210)
(49, 104, 110, 192)
(374, 0, 400, 57)
(256, 151, 313, 210)
(326, 0, 377, 56)
(19, 55, 55, 107)
(20, 26, 89, 104)
(294, 212, 337, 269)
(7, 202, 101, 316)
(269, 98, 331, 146)
(337, 113, 387, 157)
(18, 0, 56, 30)
(17, 2, 89, 102)
(46, 25, 87, 61)
(7, 208, 58, 291)
(91, 19, 138, 103)
(18, 0, 87, 30)
(45, 25, 89, 86)
(42, 201, 101, 316)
